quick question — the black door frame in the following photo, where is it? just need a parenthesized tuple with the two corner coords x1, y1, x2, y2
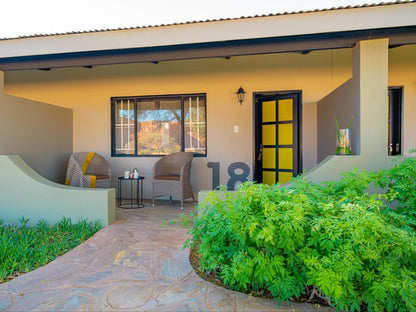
(253, 90, 302, 184)
(388, 86, 403, 156)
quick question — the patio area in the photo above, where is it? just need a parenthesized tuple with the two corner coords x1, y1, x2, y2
(0, 200, 330, 311)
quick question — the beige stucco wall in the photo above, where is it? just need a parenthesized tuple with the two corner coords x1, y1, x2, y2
(316, 43, 416, 165)
(302, 101, 317, 171)
(0, 71, 73, 182)
(4, 49, 353, 197)
(4, 43, 415, 195)
(307, 39, 394, 183)
(317, 78, 360, 162)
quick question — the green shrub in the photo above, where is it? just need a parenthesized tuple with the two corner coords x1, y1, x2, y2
(0, 217, 102, 282)
(376, 156, 416, 223)
(185, 159, 416, 312)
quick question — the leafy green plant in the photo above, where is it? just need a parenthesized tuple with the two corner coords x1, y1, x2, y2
(375, 155, 416, 223)
(185, 158, 416, 312)
(0, 217, 102, 282)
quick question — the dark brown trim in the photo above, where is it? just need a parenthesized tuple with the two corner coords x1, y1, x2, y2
(1, 26, 415, 71)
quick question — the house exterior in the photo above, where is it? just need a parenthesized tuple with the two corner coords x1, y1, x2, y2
(0, 1, 415, 225)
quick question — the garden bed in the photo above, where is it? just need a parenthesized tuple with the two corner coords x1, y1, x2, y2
(190, 242, 330, 307)
(185, 157, 416, 312)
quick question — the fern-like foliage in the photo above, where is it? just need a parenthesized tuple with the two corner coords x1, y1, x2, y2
(184, 157, 416, 312)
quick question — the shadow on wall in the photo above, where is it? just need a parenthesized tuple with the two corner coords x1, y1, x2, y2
(0, 71, 73, 183)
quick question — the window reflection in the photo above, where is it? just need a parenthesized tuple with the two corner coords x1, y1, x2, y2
(137, 98, 181, 155)
(184, 96, 206, 154)
(112, 94, 207, 156)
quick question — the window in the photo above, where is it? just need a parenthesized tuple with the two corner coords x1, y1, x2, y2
(111, 94, 206, 156)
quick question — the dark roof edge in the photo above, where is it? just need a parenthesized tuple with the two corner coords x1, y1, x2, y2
(1, 26, 415, 71)
(1, 0, 415, 41)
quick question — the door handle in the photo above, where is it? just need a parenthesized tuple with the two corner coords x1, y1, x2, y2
(257, 144, 263, 161)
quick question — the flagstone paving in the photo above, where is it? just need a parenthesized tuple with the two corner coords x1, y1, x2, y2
(0, 201, 333, 311)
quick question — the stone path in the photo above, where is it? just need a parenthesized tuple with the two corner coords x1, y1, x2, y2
(0, 202, 333, 311)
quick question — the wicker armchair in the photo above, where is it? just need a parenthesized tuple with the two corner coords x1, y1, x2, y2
(65, 152, 111, 188)
(152, 152, 195, 209)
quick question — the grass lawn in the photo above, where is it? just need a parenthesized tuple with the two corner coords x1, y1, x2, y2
(0, 217, 101, 283)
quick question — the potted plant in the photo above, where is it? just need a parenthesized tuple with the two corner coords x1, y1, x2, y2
(336, 116, 353, 155)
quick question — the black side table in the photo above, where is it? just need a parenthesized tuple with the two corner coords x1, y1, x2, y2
(118, 176, 145, 209)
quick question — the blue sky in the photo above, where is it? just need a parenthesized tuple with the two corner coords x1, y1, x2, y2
(1, 0, 375, 38)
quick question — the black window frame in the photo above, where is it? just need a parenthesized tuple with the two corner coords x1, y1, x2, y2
(111, 93, 207, 157)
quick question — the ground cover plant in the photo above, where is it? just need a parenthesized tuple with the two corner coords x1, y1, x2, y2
(185, 157, 416, 312)
(0, 217, 102, 282)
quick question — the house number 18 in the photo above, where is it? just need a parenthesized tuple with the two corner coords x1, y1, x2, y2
(207, 162, 250, 191)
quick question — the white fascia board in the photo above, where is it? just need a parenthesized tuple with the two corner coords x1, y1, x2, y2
(0, 3, 415, 58)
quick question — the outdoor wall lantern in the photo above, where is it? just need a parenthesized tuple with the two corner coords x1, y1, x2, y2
(236, 87, 246, 105)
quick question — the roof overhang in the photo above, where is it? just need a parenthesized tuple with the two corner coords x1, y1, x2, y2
(0, 26, 415, 71)
(0, 2, 415, 71)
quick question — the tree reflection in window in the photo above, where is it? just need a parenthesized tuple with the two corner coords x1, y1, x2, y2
(112, 94, 206, 156)
(137, 98, 182, 155)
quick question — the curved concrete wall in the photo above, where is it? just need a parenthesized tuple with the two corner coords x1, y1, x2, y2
(0, 155, 115, 226)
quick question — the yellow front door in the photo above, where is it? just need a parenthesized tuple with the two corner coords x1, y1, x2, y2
(255, 93, 301, 185)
